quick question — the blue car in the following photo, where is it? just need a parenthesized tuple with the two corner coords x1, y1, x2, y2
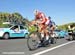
(58, 30, 68, 38)
(0, 25, 29, 39)
(54, 30, 68, 38)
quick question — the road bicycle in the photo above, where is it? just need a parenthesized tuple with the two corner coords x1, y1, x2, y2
(27, 24, 57, 51)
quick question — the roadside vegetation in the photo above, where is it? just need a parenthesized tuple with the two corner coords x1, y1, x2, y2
(57, 23, 75, 31)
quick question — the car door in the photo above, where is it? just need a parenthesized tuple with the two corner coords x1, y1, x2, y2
(19, 26, 25, 37)
(10, 25, 21, 37)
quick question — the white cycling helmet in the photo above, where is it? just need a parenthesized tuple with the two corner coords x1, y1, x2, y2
(34, 9, 40, 15)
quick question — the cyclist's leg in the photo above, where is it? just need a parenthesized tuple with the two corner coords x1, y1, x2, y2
(43, 24, 50, 41)
(39, 24, 49, 40)
(41, 25, 51, 46)
(45, 20, 51, 40)
(39, 24, 45, 38)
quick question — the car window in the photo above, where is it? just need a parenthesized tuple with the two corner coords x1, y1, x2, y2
(11, 25, 19, 30)
(55, 30, 61, 32)
(20, 26, 24, 29)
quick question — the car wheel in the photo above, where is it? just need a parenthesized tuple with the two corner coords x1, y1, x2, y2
(24, 33, 28, 39)
(3, 33, 9, 39)
(69, 35, 73, 41)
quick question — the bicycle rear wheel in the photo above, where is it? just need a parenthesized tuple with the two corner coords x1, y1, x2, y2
(27, 31, 40, 51)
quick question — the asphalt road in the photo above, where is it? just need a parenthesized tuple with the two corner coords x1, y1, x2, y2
(0, 38, 75, 55)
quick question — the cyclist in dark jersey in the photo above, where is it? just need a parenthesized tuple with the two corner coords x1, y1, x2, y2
(48, 16, 56, 34)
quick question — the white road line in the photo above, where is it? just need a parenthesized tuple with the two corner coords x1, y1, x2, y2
(32, 41, 75, 55)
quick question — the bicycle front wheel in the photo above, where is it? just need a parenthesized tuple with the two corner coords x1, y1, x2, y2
(27, 31, 40, 51)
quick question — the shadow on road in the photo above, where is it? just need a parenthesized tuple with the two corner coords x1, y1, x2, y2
(0, 37, 26, 40)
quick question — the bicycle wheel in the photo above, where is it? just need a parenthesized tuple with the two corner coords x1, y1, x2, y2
(27, 31, 41, 51)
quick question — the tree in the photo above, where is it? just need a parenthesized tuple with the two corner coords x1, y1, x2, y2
(0, 12, 30, 27)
